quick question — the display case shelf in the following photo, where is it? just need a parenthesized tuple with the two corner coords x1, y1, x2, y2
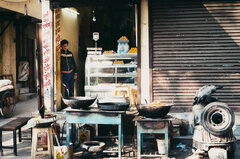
(86, 64, 137, 68)
(89, 73, 137, 77)
(89, 53, 137, 59)
(85, 53, 137, 98)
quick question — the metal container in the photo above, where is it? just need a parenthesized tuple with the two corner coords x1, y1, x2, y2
(97, 97, 129, 111)
(98, 102, 129, 111)
(136, 104, 172, 118)
(62, 96, 96, 109)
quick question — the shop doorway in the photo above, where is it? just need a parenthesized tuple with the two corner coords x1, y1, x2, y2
(16, 19, 38, 101)
(56, 1, 138, 107)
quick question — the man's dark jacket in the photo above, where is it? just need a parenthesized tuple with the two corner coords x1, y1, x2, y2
(61, 49, 77, 73)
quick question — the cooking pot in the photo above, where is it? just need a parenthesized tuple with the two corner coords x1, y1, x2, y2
(62, 96, 96, 109)
(136, 104, 172, 118)
(98, 102, 129, 111)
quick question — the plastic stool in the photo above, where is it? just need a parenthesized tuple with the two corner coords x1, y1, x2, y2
(31, 127, 54, 159)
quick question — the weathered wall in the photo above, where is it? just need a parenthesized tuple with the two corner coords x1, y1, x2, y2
(0, 22, 16, 90)
(140, 0, 150, 103)
(0, 0, 42, 20)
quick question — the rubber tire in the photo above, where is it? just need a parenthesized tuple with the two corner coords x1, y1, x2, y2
(0, 91, 15, 118)
(200, 102, 234, 136)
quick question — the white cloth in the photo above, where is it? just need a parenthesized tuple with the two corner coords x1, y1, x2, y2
(18, 61, 29, 81)
(0, 79, 12, 88)
(0, 85, 14, 92)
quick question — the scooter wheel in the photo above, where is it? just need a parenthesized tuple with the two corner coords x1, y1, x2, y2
(201, 102, 234, 136)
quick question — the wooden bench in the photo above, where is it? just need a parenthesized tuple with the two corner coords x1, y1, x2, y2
(0, 117, 31, 156)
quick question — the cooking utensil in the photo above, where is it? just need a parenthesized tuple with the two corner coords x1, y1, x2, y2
(52, 125, 63, 159)
(136, 104, 172, 118)
(35, 120, 55, 128)
(97, 102, 129, 111)
(145, 99, 148, 104)
(62, 96, 96, 109)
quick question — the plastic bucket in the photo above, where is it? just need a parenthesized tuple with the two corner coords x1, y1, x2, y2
(54, 143, 73, 159)
(156, 138, 170, 154)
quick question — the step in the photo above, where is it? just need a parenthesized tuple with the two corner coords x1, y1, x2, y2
(16, 83, 23, 89)
(17, 93, 37, 101)
(19, 87, 29, 94)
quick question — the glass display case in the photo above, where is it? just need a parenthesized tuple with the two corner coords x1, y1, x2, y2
(85, 53, 137, 86)
(85, 53, 137, 97)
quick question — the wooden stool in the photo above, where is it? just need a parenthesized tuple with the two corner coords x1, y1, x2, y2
(31, 127, 54, 159)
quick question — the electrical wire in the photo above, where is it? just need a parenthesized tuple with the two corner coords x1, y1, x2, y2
(0, 0, 28, 3)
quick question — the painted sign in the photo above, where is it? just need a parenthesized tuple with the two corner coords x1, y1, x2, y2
(55, 9, 61, 61)
(54, 8, 62, 110)
(42, 0, 53, 112)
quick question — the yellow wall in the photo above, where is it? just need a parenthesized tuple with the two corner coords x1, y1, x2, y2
(0, 0, 42, 19)
(55, 8, 80, 109)
(0, 22, 16, 90)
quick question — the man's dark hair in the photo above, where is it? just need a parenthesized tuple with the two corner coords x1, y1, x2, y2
(61, 39, 69, 47)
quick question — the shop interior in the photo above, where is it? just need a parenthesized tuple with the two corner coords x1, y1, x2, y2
(57, 1, 138, 106)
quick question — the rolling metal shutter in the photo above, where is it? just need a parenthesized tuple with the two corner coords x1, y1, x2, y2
(151, 0, 240, 111)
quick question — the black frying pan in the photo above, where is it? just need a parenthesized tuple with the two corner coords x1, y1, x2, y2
(97, 101, 129, 111)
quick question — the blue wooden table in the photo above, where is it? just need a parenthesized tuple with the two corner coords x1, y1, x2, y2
(134, 117, 173, 159)
(65, 108, 125, 158)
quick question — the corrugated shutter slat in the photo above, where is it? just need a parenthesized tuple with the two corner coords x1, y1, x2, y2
(151, 0, 240, 111)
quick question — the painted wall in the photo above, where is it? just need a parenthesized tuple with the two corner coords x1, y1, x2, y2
(0, 22, 16, 90)
(0, 0, 42, 20)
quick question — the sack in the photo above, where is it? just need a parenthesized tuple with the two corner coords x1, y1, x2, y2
(18, 61, 29, 81)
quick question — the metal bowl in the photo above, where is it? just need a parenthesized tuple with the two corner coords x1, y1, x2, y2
(98, 102, 129, 111)
(62, 96, 96, 109)
(80, 141, 105, 152)
(136, 104, 172, 118)
(35, 121, 54, 128)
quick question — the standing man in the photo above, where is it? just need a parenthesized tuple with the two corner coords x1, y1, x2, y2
(61, 39, 77, 97)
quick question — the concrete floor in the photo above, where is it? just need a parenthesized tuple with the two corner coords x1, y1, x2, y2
(0, 97, 240, 159)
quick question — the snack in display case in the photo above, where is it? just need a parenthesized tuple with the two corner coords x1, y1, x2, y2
(113, 61, 124, 65)
(128, 47, 137, 53)
(87, 47, 102, 55)
(118, 36, 129, 42)
(103, 50, 116, 54)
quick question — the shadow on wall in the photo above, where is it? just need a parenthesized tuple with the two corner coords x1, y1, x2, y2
(151, 0, 240, 112)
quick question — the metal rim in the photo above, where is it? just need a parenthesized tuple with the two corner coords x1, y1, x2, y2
(201, 102, 234, 136)
(0, 92, 15, 118)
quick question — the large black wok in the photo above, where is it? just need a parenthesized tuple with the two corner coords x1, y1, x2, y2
(98, 101, 129, 111)
(136, 104, 172, 118)
(62, 96, 96, 109)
